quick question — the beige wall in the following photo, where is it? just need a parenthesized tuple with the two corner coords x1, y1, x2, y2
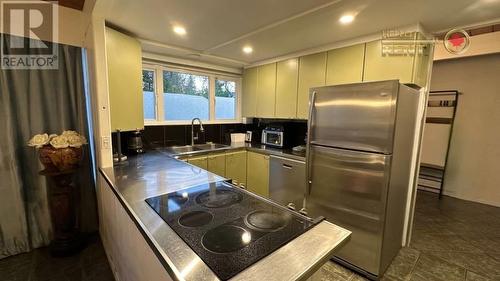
(430, 54, 500, 206)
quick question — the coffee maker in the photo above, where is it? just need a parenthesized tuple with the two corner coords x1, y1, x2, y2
(127, 129, 144, 154)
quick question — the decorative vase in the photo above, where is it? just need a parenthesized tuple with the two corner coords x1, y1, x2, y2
(38, 145, 83, 172)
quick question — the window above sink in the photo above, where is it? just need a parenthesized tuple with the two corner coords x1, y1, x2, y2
(142, 63, 242, 126)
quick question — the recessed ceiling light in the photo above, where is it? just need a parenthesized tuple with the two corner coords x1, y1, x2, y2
(173, 25, 186, 35)
(339, 14, 355, 24)
(242, 46, 253, 54)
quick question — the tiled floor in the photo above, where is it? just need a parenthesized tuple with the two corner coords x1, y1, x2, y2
(311, 191, 500, 281)
(0, 234, 114, 281)
(2, 191, 500, 281)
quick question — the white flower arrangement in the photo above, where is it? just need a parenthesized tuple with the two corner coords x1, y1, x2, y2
(28, 130, 88, 149)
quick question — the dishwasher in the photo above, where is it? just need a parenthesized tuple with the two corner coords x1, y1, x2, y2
(269, 155, 306, 211)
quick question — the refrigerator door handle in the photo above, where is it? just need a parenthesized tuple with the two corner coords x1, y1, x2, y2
(305, 90, 317, 196)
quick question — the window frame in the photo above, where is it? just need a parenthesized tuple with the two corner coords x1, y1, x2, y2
(142, 67, 157, 121)
(143, 63, 242, 125)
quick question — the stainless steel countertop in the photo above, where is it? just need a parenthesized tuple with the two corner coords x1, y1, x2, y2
(100, 151, 350, 281)
(158, 142, 306, 162)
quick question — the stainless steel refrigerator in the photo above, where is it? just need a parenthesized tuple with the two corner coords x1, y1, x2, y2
(304, 80, 420, 279)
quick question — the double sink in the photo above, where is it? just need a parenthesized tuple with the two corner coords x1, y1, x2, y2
(162, 143, 231, 156)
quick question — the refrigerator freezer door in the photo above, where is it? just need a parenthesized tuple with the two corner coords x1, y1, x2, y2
(310, 80, 398, 154)
(306, 145, 391, 275)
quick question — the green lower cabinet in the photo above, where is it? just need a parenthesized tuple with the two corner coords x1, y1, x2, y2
(246, 151, 270, 198)
(207, 153, 226, 176)
(187, 156, 208, 170)
(225, 151, 247, 186)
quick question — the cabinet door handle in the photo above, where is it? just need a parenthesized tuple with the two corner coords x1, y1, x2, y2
(282, 164, 293, 170)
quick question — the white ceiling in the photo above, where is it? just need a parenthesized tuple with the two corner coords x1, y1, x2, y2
(100, 0, 500, 68)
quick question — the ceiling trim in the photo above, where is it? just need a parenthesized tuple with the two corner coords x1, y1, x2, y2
(431, 17, 500, 34)
(142, 52, 243, 75)
(140, 38, 248, 66)
(204, 0, 342, 53)
(245, 23, 422, 68)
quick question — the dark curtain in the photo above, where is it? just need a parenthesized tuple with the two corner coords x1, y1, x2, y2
(0, 34, 98, 258)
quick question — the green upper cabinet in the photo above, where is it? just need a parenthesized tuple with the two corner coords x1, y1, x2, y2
(297, 52, 327, 119)
(275, 59, 299, 119)
(326, 44, 365, 85)
(363, 38, 415, 84)
(363, 33, 432, 87)
(256, 63, 277, 118)
(242, 67, 258, 117)
(241, 33, 431, 119)
(412, 32, 432, 88)
(105, 27, 144, 132)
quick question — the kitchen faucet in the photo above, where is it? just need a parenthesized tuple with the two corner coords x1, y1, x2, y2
(191, 118, 205, 146)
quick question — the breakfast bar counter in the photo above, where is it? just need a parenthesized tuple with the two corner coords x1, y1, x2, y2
(99, 151, 350, 281)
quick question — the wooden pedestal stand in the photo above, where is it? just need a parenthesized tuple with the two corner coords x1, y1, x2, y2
(40, 169, 85, 256)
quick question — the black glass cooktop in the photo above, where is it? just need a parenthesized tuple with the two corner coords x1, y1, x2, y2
(145, 181, 319, 280)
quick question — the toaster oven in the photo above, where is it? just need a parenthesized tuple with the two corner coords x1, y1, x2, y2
(261, 128, 284, 147)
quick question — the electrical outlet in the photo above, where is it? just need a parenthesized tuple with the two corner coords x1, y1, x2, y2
(102, 136, 111, 149)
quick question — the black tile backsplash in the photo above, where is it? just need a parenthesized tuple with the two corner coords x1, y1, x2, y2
(142, 123, 248, 148)
(250, 119, 307, 147)
(142, 125, 164, 147)
(165, 125, 188, 146)
(112, 119, 308, 155)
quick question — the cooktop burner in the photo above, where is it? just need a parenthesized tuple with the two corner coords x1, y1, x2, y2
(195, 189, 242, 208)
(202, 225, 251, 253)
(179, 211, 213, 228)
(145, 181, 320, 280)
(245, 210, 291, 232)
